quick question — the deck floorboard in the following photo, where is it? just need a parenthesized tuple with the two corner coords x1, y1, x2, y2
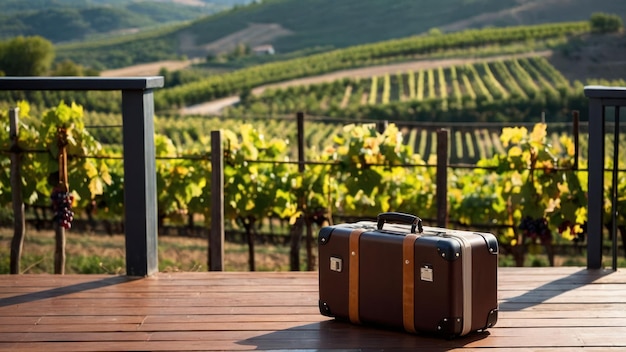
(1, 267, 625, 351)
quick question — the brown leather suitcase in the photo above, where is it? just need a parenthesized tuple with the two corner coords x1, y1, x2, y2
(318, 212, 498, 338)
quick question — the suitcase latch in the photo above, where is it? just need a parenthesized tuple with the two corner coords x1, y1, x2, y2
(420, 264, 433, 282)
(330, 257, 343, 272)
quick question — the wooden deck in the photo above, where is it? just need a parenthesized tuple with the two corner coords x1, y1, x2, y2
(0, 267, 625, 351)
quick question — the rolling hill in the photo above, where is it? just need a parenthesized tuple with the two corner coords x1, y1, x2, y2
(55, 0, 626, 69)
(0, 0, 253, 43)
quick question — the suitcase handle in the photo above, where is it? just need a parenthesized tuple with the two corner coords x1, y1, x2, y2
(377, 212, 423, 234)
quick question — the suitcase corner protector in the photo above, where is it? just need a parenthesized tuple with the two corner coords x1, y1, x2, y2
(319, 300, 332, 317)
(318, 227, 334, 246)
(486, 307, 498, 328)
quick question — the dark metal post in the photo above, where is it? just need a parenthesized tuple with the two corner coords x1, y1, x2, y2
(586, 97, 605, 269)
(0, 77, 164, 277)
(121, 89, 158, 276)
(436, 129, 448, 228)
(210, 130, 224, 271)
(584, 86, 626, 270)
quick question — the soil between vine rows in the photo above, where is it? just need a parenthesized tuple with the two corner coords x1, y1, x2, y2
(0, 227, 315, 274)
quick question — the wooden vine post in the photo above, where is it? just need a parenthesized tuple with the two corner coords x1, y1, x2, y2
(53, 126, 70, 275)
(209, 130, 224, 271)
(9, 108, 25, 275)
(290, 112, 305, 271)
(436, 129, 449, 228)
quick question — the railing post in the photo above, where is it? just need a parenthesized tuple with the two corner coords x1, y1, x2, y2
(210, 130, 224, 271)
(611, 107, 620, 270)
(584, 86, 626, 270)
(121, 89, 159, 277)
(0, 77, 164, 277)
(586, 93, 606, 269)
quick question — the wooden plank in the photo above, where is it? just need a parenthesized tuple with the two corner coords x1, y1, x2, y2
(0, 295, 319, 309)
(3, 315, 147, 325)
(0, 272, 319, 288)
(1, 343, 625, 352)
(0, 283, 318, 294)
(0, 321, 330, 333)
(5, 326, 626, 348)
(494, 317, 626, 328)
(499, 310, 626, 318)
(0, 305, 321, 316)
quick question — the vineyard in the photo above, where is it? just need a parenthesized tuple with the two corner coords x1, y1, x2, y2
(238, 56, 571, 109)
(78, 110, 586, 165)
(4, 101, 626, 270)
(0, 19, 616, 120)
(76, 51, 617, 165)
(6, 20, 582, 114)
(153, 21, 592, 110)
(225, 56, 589, 123)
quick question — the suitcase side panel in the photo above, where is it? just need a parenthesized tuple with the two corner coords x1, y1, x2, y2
(413, 236, 464, 336)
(319, 224, 378, 320)
(431, 228, 499, 333)
(469, 233, 499, 330)
(318, 225, 351, 319)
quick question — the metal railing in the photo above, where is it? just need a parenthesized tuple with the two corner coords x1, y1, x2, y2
(1, 80, 621, 274)
(1, 77, 164, 276)
(584, 86, 624, 270)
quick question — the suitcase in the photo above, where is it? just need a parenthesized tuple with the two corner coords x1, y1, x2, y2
(318, 212, 498, 338)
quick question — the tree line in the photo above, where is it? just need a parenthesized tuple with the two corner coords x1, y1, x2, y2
(0, 36, 97, 77)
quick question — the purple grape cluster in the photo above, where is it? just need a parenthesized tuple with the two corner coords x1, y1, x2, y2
(51, 190, 74, 229)
(519, 216, 551, 243)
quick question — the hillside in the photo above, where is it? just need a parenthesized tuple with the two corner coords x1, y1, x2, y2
(178, 0, 626, 54)
(56, 0, 626, 69)
(177, 28, 626, 118)
(0, 0, 253, 43)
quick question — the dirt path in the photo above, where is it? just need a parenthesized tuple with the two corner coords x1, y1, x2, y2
(181, 96, 241, 115)
(180, 50, 552, 115)
(100, 59, 198, 77)
(251, 50, 553, 94)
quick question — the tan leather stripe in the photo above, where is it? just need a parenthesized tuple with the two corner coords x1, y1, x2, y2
(403, 233, 419, 333)
(348, 228, 366, 324)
